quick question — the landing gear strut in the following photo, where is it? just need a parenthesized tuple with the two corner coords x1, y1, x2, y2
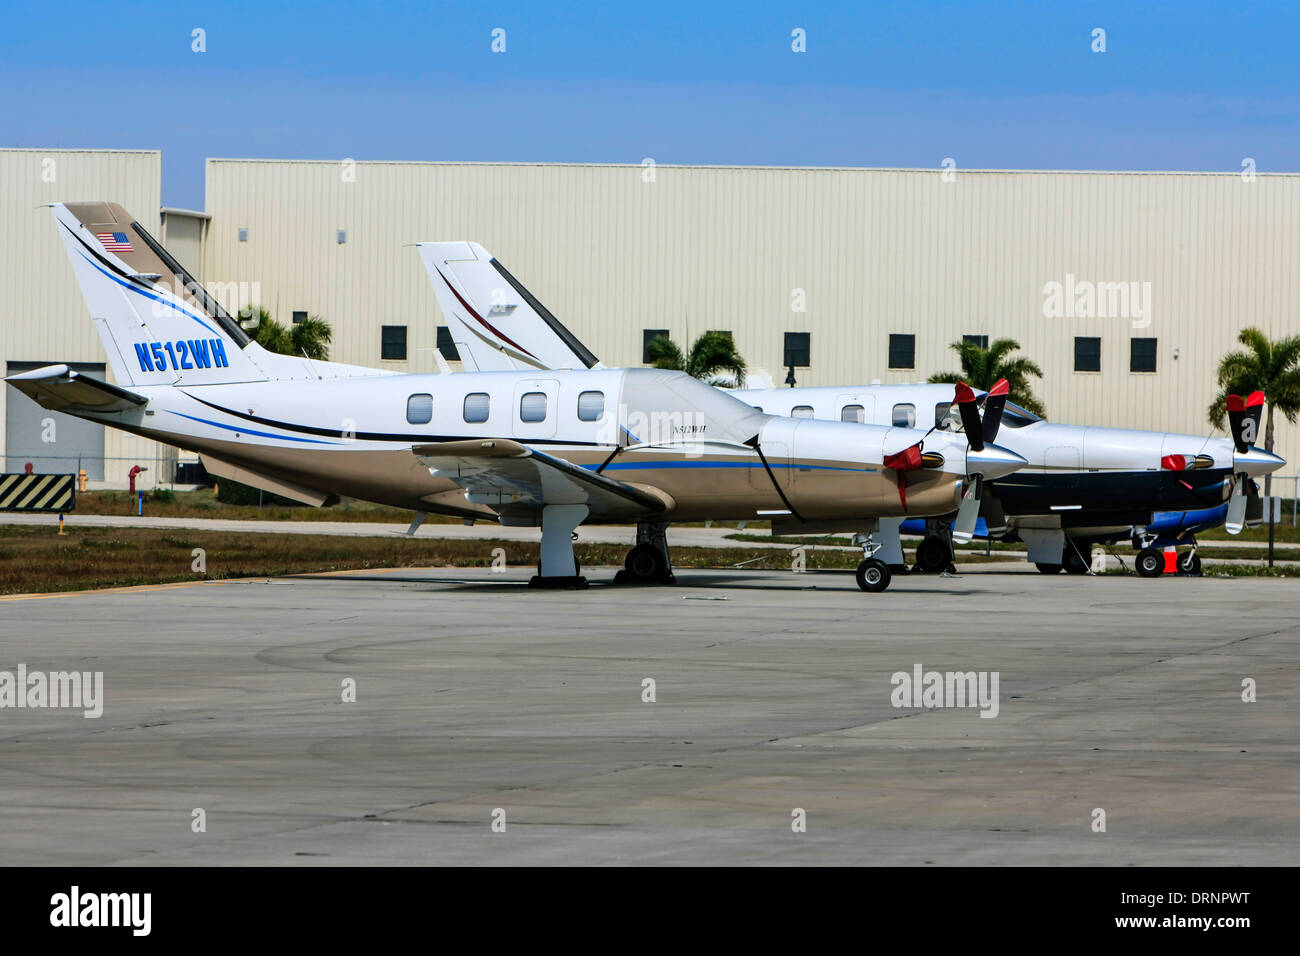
(852, 531, 893, 592)
(528, 504, 590, 589)
(614, 522, 676, 585)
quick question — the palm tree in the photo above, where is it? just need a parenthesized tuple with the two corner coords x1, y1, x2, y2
(646, 331, 747, 387)
(928, 338, 1046, 417)
(1208, 327, 1300, 498)
(242, 306, 333, 360)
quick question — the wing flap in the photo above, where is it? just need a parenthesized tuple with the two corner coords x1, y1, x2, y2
(412, 439, 668, 520)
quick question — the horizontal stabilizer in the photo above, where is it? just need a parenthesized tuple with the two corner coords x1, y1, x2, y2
(4, 364, 146, 413)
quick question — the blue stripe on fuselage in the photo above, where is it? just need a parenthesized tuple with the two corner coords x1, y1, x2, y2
(166, 410, 339, 444)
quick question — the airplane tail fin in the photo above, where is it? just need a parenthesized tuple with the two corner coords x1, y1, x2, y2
(416, 241, 603, 372)
(50, 202, 269, 387)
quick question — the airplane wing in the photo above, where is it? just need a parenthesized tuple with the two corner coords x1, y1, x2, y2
(412, 439, 670, 522)
(5, 364, 147, 413)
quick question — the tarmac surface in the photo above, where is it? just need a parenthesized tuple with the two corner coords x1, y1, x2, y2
(0, 565, 1296, 865)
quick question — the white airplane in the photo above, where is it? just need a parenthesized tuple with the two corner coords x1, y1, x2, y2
(418, 241, 1285, 575)
(5, 203, 1028, 594)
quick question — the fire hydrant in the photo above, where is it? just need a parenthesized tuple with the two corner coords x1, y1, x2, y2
(24, 462, 33, 475)
(128, 465, 146, 495)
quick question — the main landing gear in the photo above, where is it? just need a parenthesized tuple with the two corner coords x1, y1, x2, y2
(913, 533, 954, 574)
(528, 504, 590, 589)
(614, 522, 676, 585)
(852, 530, 893, 593)
(1036, 541, 1090, 575)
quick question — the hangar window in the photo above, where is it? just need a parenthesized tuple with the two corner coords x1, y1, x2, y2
(437, 326, 461, 362)
(291, 311, 307, 324)
(840, 404, 866, 423)
(406, 394, 433, 425)
(934, 402, 954, 428)
(892, 403, 916, 428)
(1074, 336, 1101, 372)
(381, 325, 407, 361)
(791, 405, 815, 419)
(888, 334, 915, 369)
(577, 390, 605, 422)
(962, 334, 989, 350)
(520, 391, 548, 423)
(643, 329, 670, 364)
(1130, 337, 1157, 373)
(463, 392, 490, 423)
(784, 332, 811, 368)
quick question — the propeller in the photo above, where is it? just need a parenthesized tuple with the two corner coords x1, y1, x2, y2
(1224, 391, 1265, 534)
(951, 380, 1014, 543)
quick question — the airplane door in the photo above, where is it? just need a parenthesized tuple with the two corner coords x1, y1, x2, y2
(512, 379, 560, 440)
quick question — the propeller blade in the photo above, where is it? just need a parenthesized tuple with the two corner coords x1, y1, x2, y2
(1226, 394, 1249, 454)
(954, 382, 983, 451)
(952, 476, 982, 544)
(980, 493, 1007, 537)
(1225, 482, 1247, 534)
(1243, 391, 1265, 447)
(982, 379, 1010, 445)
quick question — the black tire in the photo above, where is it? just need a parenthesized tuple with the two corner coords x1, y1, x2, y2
(1136, 547, 1164, 578)
(856, 558, 892, 593)
(914, 535, 953, 573)
(1035, 563, 1063, 574)
(1063, 546, 1089, 575)
(1179, 551, 1201, 575)
(624, 543, 666, 581)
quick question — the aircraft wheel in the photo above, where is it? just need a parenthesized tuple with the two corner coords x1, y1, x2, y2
(1136, 547, 1164, 578)
(1062, 546, 1089, 575)
(856, 558, 892, 593)
(1035, 563, 1063, 574)
(1179, 551, 1201, 575)
(623, 543, 667, 582)
(914, 535, 952, 573)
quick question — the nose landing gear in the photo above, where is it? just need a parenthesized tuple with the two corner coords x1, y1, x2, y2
(852, 531, 893, 592)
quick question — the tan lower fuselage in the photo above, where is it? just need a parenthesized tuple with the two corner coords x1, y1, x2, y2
(145, 426, 964, 528)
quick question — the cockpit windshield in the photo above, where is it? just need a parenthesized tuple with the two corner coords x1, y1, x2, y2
(998, 401, 1043, 428)
(972, 394, 1043, 429)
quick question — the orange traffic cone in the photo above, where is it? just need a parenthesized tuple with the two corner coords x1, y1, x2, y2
(1163, 546, 1178, 574)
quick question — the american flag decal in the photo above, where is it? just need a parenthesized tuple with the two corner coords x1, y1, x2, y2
(96, 231, 134, 253)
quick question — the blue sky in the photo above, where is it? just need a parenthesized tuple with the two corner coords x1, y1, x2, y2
(5, 0, 1299, 208)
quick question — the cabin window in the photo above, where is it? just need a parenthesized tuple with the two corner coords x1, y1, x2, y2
(892, 403, 916, 428)
(577, 390, 604, 422)
(791, 405, 815, 419)
(463, 392, 490, 423)
(520, 391, 548, 423)
(934, 402, 953, 428)
(840, 404, 865, 423)
(406, 393, 433, 425)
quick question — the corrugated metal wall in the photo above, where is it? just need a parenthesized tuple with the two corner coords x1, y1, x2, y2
(205, 160, 1300, 454)
(0, 149, 166, 485)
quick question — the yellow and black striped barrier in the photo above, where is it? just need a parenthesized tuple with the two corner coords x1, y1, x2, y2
(0, 473, 77, 512)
